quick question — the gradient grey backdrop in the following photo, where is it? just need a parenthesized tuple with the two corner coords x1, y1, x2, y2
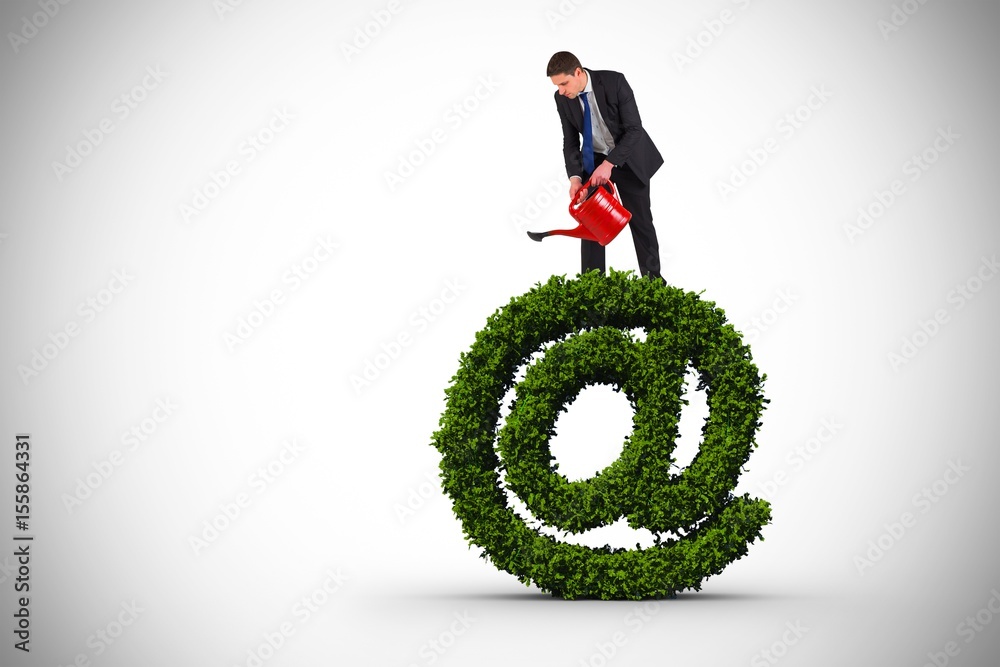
(1, 0, 998, 665)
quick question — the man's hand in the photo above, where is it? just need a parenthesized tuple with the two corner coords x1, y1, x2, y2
(569, 177, 583, 201)
(589, 160, 614, 186)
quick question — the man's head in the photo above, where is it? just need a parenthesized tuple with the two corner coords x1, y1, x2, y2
(547, 51, 587, 99)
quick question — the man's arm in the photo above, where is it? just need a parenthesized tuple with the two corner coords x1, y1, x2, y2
(556, 93, 584, 181)
(604, 74, 644, 170)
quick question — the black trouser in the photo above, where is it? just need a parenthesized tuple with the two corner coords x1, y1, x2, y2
(581, 154, 663, 281)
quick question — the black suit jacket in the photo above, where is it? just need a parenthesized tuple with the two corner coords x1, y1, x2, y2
(554, 68, 663, 185)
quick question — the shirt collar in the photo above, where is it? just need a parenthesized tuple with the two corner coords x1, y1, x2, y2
(582, 68, 593, 96)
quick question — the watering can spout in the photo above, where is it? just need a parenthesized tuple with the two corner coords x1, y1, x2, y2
(527, 224, 600, 243)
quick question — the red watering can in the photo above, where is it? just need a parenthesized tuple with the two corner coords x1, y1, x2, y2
(527, 179, 631, 246)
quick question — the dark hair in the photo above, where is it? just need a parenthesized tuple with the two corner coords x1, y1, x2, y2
(546, 51, 582, 77)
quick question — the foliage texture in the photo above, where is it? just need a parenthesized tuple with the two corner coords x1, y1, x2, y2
(430, 270, 771, 599)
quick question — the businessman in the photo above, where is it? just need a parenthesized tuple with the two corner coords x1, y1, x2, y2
(547, 51, 664, 281)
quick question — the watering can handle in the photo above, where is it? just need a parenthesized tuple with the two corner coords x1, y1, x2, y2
(574, 178, 622, 207)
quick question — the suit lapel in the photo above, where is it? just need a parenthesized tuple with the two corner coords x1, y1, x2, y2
(589, 70, 611, 128)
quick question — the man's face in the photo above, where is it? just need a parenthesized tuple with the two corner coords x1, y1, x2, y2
(550, 67, 586, 98)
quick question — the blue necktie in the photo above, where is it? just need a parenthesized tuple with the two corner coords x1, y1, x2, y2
(580, 92, 594, 176)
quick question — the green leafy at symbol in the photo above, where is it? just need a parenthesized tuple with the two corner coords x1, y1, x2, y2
(430, 270, 770, 599)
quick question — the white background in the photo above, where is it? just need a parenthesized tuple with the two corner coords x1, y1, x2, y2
(1, 0, 998, 665)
